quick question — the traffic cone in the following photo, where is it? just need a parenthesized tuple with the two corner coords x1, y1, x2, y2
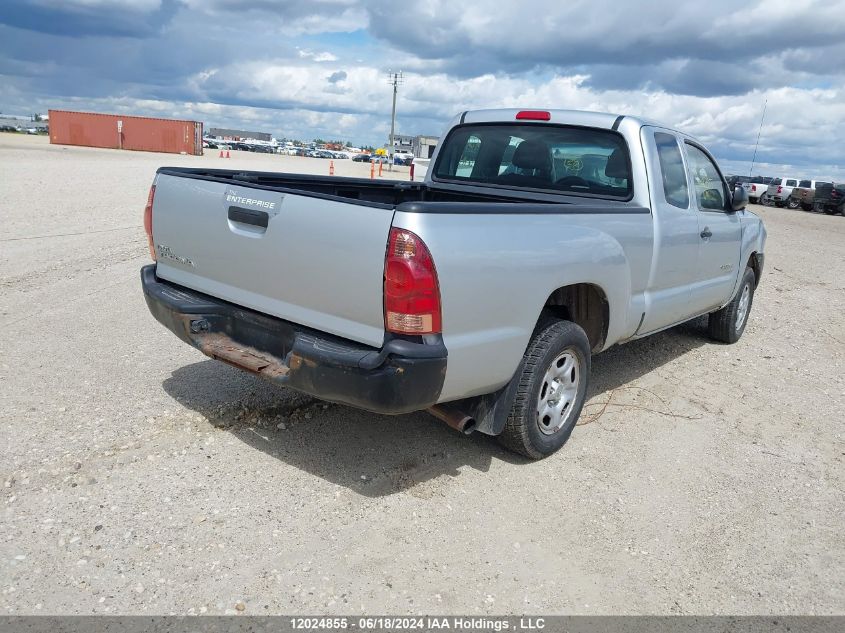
(329, 160, 335, 176)
(378, 161, 383, 177)
(219, 150, 224, 158)
(370, 161, 375, 179)
(225, 150, 230, 159)
(410, 163, 415, 182)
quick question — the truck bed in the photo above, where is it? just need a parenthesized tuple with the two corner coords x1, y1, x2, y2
(157, 167, 644, 209)
(150, 167, 647, 350)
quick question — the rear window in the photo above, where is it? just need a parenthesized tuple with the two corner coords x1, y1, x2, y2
(786, 179, 798, 187)
(799, 179, 811, 187)
(432, 123, 632, 199)
(771, 178, 782, 186)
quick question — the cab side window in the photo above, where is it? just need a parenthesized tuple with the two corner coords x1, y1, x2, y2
(685, 143, 727, 211)
(654, 132, 689, 208)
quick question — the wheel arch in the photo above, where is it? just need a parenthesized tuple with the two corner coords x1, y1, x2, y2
(539, 282, 610, 352)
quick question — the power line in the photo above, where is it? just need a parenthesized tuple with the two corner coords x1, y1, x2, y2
(749, 99, 767, 177)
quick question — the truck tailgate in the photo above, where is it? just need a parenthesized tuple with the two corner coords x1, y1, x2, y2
(150, 172, 393, 347)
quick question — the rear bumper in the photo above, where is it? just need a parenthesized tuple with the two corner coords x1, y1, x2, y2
(141, 265, 447, 414)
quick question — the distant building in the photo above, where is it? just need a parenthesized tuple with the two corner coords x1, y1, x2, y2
(387, 133, 439, 158)
(208, 127, 271, 142)
(413, 135, 439, 159)
(387, 134, 414, 153)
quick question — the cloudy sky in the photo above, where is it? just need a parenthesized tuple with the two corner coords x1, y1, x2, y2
(2, 0, 845, 177)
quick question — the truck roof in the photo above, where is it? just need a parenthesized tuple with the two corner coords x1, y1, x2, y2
(460, 108, 661, 131)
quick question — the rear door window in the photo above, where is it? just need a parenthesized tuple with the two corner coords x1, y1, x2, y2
(799, 179, 811, 188)
(786, 179, 798, 187)
(654, 132, 689, 208)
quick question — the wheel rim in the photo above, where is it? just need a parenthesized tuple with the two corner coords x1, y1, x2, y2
(736, 283, 751, 331)
(536, 349, 581, 435)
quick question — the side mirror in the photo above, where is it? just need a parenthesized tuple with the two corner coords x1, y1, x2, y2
(731, 185, 749, 211)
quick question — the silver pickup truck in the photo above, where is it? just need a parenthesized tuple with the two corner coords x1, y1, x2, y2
(141, 109, 765, 459)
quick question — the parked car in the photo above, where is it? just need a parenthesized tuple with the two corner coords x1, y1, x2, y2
(726, 175, 748, 190)
(766, 177, 801, 207)
(141, 108, 765, 459)
(813, 182, 845, 215)
(746, 177, 772, 204)
(789, 180, 830, 211)
(370, 155, 389, 164)
(352, 153, 372, 162)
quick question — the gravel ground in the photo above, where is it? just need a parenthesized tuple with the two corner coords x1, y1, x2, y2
(1, 135, 843, 615)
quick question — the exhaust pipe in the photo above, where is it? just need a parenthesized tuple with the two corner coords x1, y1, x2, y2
(427, 405, 477, 435)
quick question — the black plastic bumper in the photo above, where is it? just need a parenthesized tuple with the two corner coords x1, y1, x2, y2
(141, 265, 447, 414)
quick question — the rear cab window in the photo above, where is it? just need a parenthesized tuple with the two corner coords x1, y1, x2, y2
(432, 123, 633, 200)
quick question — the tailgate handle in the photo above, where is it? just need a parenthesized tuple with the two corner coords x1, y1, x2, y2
(228, 206, 269, 228)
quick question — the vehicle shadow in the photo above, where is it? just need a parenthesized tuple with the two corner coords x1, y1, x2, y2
(162, 317, 709, 498)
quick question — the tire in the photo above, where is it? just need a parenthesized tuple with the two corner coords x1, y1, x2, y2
(707, 267, 756, 344)
(823, 207, 836, 215)
(801, 203, 812, 212)
(787, 198, 801, 209)
(759, 193, 769, 206)
(498, 319, 591, 459)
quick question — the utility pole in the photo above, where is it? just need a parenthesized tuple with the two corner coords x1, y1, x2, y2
(387, 70, 403, 172)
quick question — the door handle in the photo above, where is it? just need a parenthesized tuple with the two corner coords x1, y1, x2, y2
(228, 205, 269, 228)
(700, 227, 712, 240)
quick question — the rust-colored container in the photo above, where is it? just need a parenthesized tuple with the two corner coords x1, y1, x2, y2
(48, 110, 203, 155)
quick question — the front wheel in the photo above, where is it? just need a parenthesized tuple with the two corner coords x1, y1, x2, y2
(498, 319, 591, 459)
(708, 267, 756, 344)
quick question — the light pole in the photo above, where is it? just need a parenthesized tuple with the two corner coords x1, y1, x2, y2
(387, 70, 403, 172)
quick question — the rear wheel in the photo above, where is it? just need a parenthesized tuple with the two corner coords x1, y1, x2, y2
(498, 319, 590, 459)
(787, 198, 801, 209)
(759, 193, 769, 205)
(708, 267, 756, 344)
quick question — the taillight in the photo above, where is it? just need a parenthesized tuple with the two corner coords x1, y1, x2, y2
(384, 227, 441, 334)
(751, 184, 757, 192)
(516, 110, 551, 121)
(777, 185, 783, 194)
(144, 184, 156, 261)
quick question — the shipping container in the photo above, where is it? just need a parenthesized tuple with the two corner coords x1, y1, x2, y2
(48, 110, 203, 156)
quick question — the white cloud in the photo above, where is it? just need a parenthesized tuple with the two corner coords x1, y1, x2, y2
(298, 49, 339, 62)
